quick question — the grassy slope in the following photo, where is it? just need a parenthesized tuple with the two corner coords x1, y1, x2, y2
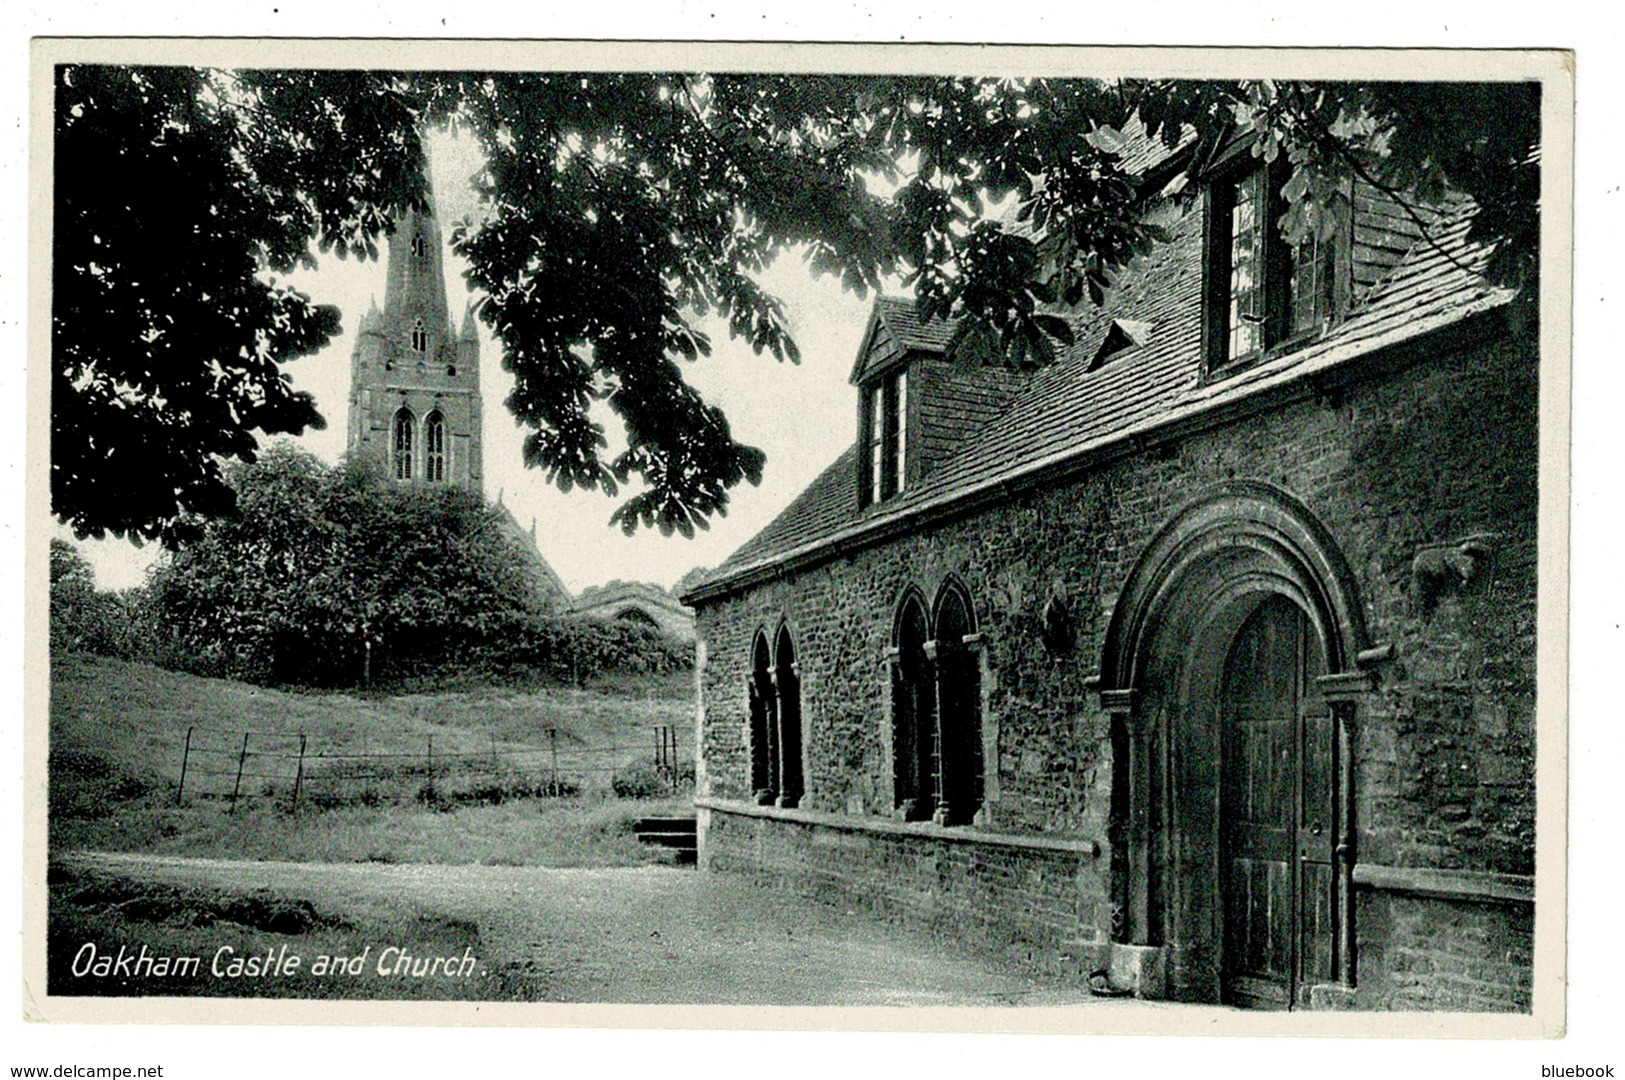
(48, 654, 695, 867)
(51, 653, 694, 779)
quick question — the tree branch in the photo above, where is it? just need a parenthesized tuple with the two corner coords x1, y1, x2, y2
(1282, 84, 1479, 280)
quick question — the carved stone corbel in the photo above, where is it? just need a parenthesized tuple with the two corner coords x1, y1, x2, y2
(1412, 532, 1499, 615)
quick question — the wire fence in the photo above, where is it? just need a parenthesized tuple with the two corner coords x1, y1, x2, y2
(175, 722, 692, 812)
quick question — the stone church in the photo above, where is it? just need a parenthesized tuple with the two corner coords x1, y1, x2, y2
(346, 184, 569, 608)
(682, 134, 1541, 1011)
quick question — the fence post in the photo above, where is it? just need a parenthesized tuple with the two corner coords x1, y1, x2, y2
(653, 725, 662, 790)
(229, 732, 250, 812)
(667, 726, 678, 794)
(427, 735, 435, 780)
(548, 728, 559, 795)
(292, 732, 307, 814)
(177, 726, 194, 806)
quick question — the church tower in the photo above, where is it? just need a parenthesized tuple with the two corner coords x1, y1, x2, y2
(346, 182, 484, 491)
(344, 174, 571, 611)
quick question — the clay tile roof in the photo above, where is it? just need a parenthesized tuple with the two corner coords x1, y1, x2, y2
(875, 294, 957, 353)
(716, 446, 860, 573)
(688, 193, 1512, 605)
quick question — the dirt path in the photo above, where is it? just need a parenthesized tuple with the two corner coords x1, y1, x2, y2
(61, 850, 1148, 1008)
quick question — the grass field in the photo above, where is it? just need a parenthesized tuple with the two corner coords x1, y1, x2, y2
(48, 653, 696, 867)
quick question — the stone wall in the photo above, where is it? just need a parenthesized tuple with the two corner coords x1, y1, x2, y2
(694, 324, 1539, 1011)
(699, 803, 1109, 967)
(1355, 888, 1534, 1011)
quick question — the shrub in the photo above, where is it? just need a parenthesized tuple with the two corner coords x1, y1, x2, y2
(49, 540, 153, 662)
(611, 763, 671, 799)
(462, 612, 692, 688)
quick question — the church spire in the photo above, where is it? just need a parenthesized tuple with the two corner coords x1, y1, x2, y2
(346, 160, 484, 494)
(358, 294, 381, 335)
(381, 183, 453, 345)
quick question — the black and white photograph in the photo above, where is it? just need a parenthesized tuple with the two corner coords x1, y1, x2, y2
(18, 29, 1586, 1071)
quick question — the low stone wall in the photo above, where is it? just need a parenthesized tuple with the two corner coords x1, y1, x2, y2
(1353, 875, 1535, 1012)
(697, 798, 1110, 968)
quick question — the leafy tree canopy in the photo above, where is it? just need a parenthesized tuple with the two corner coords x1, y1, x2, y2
(50, 537, 97, 593)
(146, 442, 547, 685)
(54, 69, 1540, 544)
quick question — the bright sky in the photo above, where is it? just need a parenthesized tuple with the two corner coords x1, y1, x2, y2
(71, 127, 882, 595)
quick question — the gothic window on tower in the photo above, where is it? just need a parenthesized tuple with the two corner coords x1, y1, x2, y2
(411, 232, 427, 260)
(392, 408, 415, 481)
(411, 319, 427, 353)
(424, 411, 447, 482)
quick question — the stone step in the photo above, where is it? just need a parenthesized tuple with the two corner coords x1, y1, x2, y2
(636, 831, 698, 849)
(633, 816, 699, 866)
(1055, 939, 1164, 999)
(633, 816, 698, 833)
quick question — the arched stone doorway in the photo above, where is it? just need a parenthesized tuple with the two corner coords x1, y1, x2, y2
(1097, 482, 1372, 1008)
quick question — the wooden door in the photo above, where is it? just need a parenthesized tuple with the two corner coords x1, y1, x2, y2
(1218, 596, 1334, 1009)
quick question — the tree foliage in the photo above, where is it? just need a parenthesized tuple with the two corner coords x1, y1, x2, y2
(54, 69, 1541, 544)
(146, 443, 549, 685)
(49, 538, 148, 658)
(54, 66, 425, 546)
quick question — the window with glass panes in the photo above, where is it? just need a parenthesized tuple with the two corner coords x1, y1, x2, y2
(424, 411, 447, 482)
(862, 368, 908, 506)
(1209, 162, 1341, 375)
(392, 408, 415, 480)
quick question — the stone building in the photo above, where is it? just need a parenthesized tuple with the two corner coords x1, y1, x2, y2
(682, 142, 1540, 1011)
(347, 184, 568, 609)
(571, 580, 696, 642)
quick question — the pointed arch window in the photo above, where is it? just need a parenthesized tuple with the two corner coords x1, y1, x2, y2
(930, 581, 983, 826)
(411, 232, 427, 260)
(424, 411, 447, 482)
(392, 408, 415, 481)
(887, 582, 985, 825)
(746, 626, 804, 808)
(890, 591, 936, 821)
(773, 625, 804, 809)
(411, 319, 428, 353)
(748, 632, 776, 804)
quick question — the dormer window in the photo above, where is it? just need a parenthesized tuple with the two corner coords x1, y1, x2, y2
(861, 368, 907, 507)
(1205, 161, 1345, 378)
(411, 319, 427, 353)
